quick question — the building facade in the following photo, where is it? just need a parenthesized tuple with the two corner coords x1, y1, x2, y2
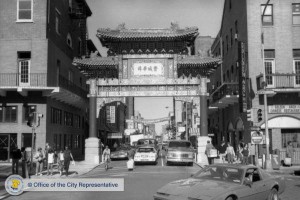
(209, 0, 300, 163)
(0, 0, 94, 161)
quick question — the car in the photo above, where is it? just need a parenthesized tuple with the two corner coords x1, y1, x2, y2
(136, 138, 159, 153)
(165, 140, 194, 166)
(110, 146, 131, 160)
(153, 164, 286, 200)
(134, 146, 158, 165)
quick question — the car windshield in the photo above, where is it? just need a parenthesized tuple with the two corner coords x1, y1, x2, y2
(137, 139, 156, 145)
(137, 148, 155, 153)
(116, 147, 129, 151)
(168, 141, 191, 148)
(192, 166, 243, 184)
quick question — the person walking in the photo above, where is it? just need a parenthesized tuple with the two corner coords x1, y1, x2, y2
(47, 148, 55, 176)
(63, 146, 74, 177)
(21, 147, 26, 178)
(44, 143, 50, 170)
(205, 140, 215, 165)
(11, 145, 22, 174)
(102, 146, 111, 170)
(58, 149, 64, 176)
(34, 147, 44, 176)
(218, 140, 227, 163)
(226, 143, 235, 164)
(241, 144, 249, 165)
(24, 147, 32, 178)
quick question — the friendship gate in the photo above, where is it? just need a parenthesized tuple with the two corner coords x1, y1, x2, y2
(73, 23, 221, 164)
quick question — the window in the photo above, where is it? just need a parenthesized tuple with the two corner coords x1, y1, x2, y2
(261, 4, 273, 26)
(0, 106, 17, 123)
(74, 114, 81, 128)
(226, 35, 229, 52)
(293, 49, 300, 86)
(64, 111, 73, 126)
(78, 38, 82, 56)
(17, 0, 33, 21)
(55, 10, 61, 34)
(74, 135, 80, 149)
(230, 29, 233, 46)
(67, 33, 72, 48)
(293, 4, 300, 25)
(23, 105, 36, 122)
(68, 70, 74, 83)
(51, 107, 62, 124)
(56, 60, 60, 85)
(264, 50, 275, 87)
(229, 0, 232, 10)
(281, 129, 300, 148)
(18, 52, 31, 86)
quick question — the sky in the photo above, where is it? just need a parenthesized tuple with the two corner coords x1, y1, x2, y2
(86, 0, 224, 134)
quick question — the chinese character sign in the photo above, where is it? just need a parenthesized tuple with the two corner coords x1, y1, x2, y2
(133, 62, 164, 76)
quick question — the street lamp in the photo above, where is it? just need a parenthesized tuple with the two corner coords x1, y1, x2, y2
(261, 0, 271, 170)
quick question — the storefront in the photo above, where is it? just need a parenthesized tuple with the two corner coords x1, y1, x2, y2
(0, 133, 17, 162)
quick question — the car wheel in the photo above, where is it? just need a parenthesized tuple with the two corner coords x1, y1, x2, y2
(225, 196, 234, 200)
(267, 188, 279, 200)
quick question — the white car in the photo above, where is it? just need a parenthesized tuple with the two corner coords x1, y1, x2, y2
(134, 146, 158, 164)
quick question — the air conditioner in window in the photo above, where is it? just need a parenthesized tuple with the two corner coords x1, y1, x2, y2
(234, 33, 238, 40)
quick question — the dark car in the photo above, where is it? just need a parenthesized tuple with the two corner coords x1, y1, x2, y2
(110, 146, 131, 160)
(154, 164, 286, 200)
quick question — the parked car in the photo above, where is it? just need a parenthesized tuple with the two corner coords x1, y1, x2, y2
(154, 164, 286, 200)
(110, 146, 131, 160)
(165, 140, 194, 166)
(134, 146, 158, 165)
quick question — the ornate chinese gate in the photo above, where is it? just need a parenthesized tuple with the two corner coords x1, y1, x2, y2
(73, 23, 220, 164)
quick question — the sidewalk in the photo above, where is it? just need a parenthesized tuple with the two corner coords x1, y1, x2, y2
(0, 161, 100, 199)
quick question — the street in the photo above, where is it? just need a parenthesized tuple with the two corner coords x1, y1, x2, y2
(2, 151, 300, 200)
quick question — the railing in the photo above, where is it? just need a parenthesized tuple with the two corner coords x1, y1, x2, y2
(256, 73, 300, 90)
(210, 82, 239, 103)
(0, 73, 87, 98)
(58, 75, 88, 98)
(0, 73, 47, 87)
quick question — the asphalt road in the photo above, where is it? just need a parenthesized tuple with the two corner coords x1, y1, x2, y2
(3, 152, 300, 200)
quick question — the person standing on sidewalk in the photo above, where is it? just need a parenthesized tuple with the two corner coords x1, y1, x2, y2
(47, 148, 54, 176)
(63, 146, 74, 177)
(286, 141, 295, 166)
(226, 143, 235, 164)
(58, 149, 64, 176)
(241, 144, 249, 165)
(34, 147, 44, 176)
(218, 140, 227, 163)
(205, 140, 215, 165)
(11, 145, 22, 175)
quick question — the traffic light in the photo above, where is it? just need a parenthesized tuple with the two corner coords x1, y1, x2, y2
(257, 109, 263, 122)
(27, 112, 35, 127)
(246, 109, 253, 122)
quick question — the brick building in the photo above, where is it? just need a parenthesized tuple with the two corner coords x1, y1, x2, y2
(209, 0, 300, 163)
(0, 0, 95, 161)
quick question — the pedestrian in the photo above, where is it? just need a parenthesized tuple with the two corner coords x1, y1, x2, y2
(11, 145, 22, 174)
(47, 148, 54, 176)
(113, 142, 118, 150)
(241, 144, 249, 165)
(205, 140, 215, 165)
(63, 146, 74, 177)
(21, 147, 26, 178)
(286, 141, 295, 166)
(58, 149, 64, 176)
(44, 143, 50, 170)
(218, 140, 227, 163)
(23, 147, 31, 178)
(34, 147, 44, 176)
(226, 143, 235, 164)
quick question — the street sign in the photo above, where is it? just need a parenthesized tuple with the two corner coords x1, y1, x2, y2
(251, 131, 263, 144)
(208, 133, 214, 137)
(256, 90, 276, 95)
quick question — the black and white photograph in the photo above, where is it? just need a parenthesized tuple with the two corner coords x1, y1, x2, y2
(0, 0, 300, 199)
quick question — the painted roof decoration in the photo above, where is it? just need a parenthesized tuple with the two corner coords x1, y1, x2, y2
(96, 23, 199, 41)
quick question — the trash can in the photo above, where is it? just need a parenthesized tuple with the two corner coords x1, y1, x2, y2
(271, 149, 280, 170)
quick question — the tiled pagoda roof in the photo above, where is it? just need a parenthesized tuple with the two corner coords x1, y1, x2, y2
(73, 56, 118, 67)
(97, 26, 199, 41)
(178, 56, 221, 66)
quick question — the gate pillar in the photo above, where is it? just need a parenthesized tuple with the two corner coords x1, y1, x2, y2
(196, 77, 209, 166)
(85, 79, 100, 164)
